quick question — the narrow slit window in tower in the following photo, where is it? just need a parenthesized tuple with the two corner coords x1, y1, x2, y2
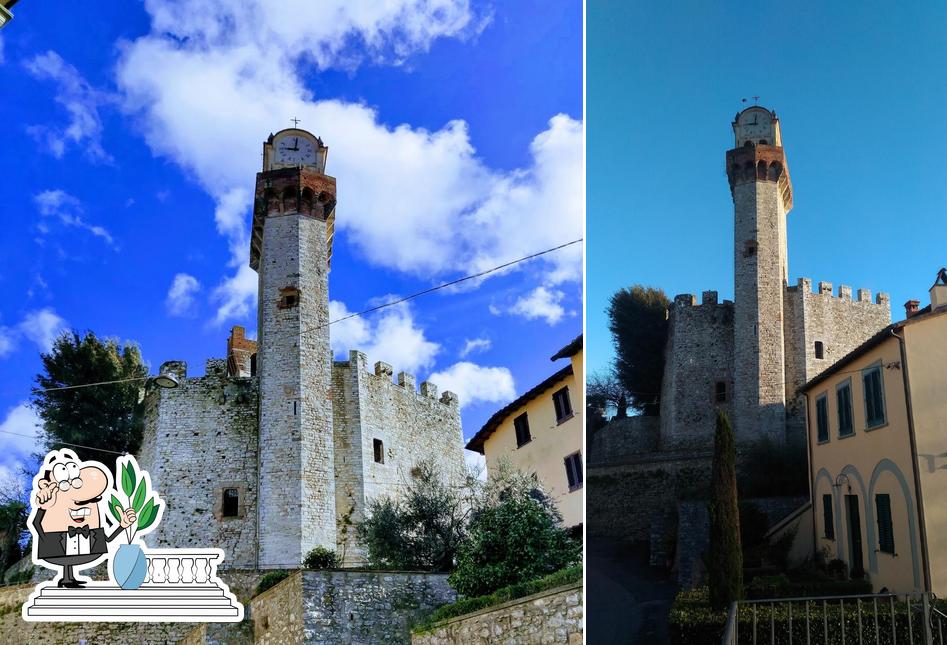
(815, 341, 825, 360)
(373, 438, 385, 464)
(714, 381, 729, 403)
(223, 488, 239, 518)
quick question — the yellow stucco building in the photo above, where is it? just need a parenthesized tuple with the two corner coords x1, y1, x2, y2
(803, 271, 947, 593)
(466, 335, 584, 529)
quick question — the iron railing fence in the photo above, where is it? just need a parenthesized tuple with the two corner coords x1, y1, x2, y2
(722, 592, 947, 645)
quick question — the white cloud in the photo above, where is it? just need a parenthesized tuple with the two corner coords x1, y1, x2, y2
(427, 361, 515, 410)
(34, 189, 115, 247)
(114, 1, 582, 326)
(509, 286, 566, 325)
(0, 327, 16, 357)
(24, 51, 112, 162)
(464, 449, 486, 482)
(19, 308, 68, 353)
(459, 337, 491, 358)
(165, 273, 201, 317)
(0, 403, 43, 476)
(329, 300, 439, 374)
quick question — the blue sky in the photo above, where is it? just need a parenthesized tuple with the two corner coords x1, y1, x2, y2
(589, 2, 947, 376)
(0, 0, 582, 483)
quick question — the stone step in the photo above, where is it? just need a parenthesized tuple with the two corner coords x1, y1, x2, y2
(26, 605, 241, 618)
(33, 595, 235, 607)
(39, 584, 226, 599)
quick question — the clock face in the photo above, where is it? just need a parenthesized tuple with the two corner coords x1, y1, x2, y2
(274, 135, 317, 166)
(738, 110, 774, 143)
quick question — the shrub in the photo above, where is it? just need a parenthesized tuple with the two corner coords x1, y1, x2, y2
(738, 434, 808, 497)
(449, 464, 580, 598)
(303, 546, 340, 570)
(707, 411, 742, 609)
(355, 460, 470, 572)
(827, 558, 848, 579)
(414, 566, 582, 633)
(253, 570, 291, 597)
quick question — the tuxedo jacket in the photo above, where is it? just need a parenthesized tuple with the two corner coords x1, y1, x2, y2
(32, 508, 120, 560)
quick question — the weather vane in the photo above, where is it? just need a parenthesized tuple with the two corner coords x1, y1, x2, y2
(291, 117, 301, 127)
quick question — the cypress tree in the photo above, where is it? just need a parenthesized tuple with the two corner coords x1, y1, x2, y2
(708, 410, 743, 609)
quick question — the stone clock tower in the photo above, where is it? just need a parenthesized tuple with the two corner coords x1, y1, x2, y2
(251, 128, 338, 567)
(727, 106, 794, 442)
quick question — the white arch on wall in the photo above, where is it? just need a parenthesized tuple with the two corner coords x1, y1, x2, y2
(814, 468, 842, 560)
(867, 458, 921, 590)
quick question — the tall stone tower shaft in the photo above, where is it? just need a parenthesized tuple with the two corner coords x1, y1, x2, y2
(251, 161, 338, 567)
(727, 108, 794, 442)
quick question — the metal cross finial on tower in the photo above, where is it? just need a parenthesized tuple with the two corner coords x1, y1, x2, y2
(740, 96, 761, 105)
(291, 117, 301, 127)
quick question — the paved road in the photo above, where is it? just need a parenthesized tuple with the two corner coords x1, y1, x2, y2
(587, 538, 678, 644)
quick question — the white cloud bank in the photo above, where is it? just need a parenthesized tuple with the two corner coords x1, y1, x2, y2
(19, 308, 69, 353)
(509, 286, 567, 325)
(166, 273, 202, 317)
(0, 402, 43, 479)
(459, 337, 491, 358)
(329, 300, 439, 375)
(427, 361, 515, 410)
(114, 0, 583, 325)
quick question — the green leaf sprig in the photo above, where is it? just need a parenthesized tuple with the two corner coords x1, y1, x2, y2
(108, 460, 161, 542)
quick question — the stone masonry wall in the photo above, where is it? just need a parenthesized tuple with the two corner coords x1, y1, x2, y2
(783, 279, 890, 436)
(659, 293, 734, 450)
(333, 351, 465, 566)
(139, 360, 259, 568)
(251, 570, 456, 645)
(412, 583, 583, 645)
(588, 416, 659, 464)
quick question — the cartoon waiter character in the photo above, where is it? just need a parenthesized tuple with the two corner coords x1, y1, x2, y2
(30, 449, 137, 587)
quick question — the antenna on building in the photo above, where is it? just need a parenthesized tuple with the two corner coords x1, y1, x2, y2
(740, 96, 761, 105)
(291, 117, 301, 127)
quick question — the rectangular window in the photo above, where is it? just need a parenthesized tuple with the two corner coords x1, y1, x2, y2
(837, 382, 854, 437)
(714, 381, 728, 403)
(564, 452, 583, 491)
(876, 494, 895, 554)
(223, 488, 239, 518)
(822, 494, 834, 539)
(552, 387, 573, 423)
(373, 438, 385, 464)
(514, 413, 531, 447)
(815, 341, 825, 360)
(863, 365, 887, 428)
(816, 394, 829, 443)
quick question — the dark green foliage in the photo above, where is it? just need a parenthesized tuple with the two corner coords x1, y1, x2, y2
(32, 332, 148, 472)
(745, 573, 872, 599)
(0, 500, 27, 575)
(414, 566, 582, 633)
(738, 434, 809, 497)
(6, 567, 34, 585)
(606, 285, 669, 415)
(669, 586, 923, 645)
(355, 460, 468, 572)
(739, 502, 769, 567)
(254, 570, 291, 597)
(449, 468, 580, 598)
(303, 546, 340, 570)
(708, 411, 743, 610)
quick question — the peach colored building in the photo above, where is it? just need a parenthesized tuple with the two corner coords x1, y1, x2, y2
(466, 336, 583, 529)
(803, 271, 947, 593)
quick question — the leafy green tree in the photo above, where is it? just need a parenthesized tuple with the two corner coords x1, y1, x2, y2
(32, 332, 148, 472)
(449, 464, 580, 598)
(708, 411, 743, 609)
(606, 285, 669, 415)
(356, 460, 470, 572)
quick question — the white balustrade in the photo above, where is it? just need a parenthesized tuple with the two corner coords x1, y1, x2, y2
(142, 549, 221, 586)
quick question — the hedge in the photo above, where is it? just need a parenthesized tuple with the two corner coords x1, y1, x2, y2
(413, 565, 582, 634)
(253, 570, 292, 597)
(746, 573, 872, 600)
(670, 587, 934, 645)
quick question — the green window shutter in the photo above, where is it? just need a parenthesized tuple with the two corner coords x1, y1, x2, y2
(876, 494, 895, 554)
(816, 396, 829, 442)
(822, 494, 835, 539)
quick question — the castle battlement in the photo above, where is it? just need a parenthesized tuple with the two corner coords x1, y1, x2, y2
(789, 277, 890, 306)
(671, 291, 734, 309)
(338, 350, 459, 408)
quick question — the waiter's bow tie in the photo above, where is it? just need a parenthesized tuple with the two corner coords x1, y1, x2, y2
(67, 525, 90, 538)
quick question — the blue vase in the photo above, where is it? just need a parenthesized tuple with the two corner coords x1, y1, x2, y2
(113, 543, 147, 590)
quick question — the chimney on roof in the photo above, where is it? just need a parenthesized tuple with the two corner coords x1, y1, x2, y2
(931, 268, 947, 311)
(905, 300, 921, 318)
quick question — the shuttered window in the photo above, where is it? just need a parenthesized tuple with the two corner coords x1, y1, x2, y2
(837, 382, 854, 437)
(553, 387, 573, 423)
(564, 452, 583, 491)
(876, 494, 895, 554)
(514, 413, 531, 447)
(816, 394, 829, 443)
(822, 494, 834, 539)
(863, 365, 887, 428)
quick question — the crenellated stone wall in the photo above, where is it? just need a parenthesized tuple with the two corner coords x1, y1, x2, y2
(332, 351, 465, 565)
(411, 583, 584, 645)
(139, 360, 260, 568)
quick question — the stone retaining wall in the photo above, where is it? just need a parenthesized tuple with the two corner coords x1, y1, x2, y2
(588, 416, 659, 464)
(411, 582, 583, 645)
